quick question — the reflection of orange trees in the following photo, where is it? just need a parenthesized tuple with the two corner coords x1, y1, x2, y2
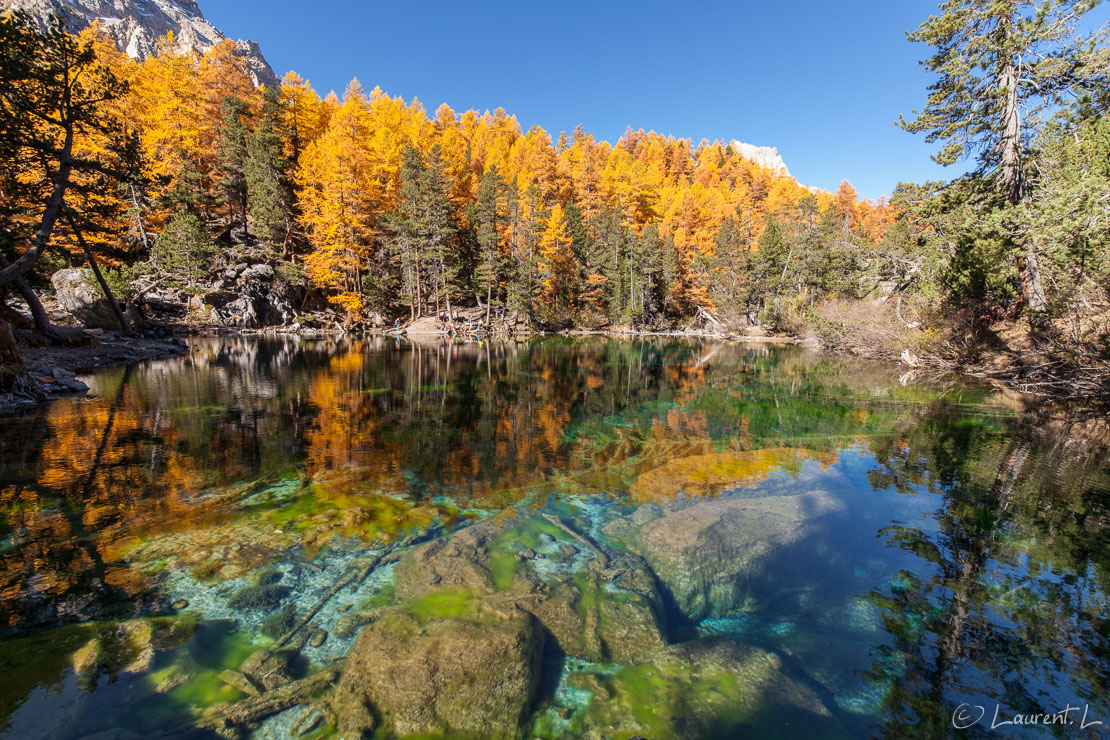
(628, 448, 836, 502)
(304, 349, 375, 473)
(300, 348, 461, 545)
(0, 389, 261, 629)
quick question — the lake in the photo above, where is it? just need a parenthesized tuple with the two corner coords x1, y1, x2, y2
(1, 336, 1107, 739)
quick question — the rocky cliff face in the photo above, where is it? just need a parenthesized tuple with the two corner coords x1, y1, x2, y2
(1, 0, 278, 87)
(730, 140, 791, 177)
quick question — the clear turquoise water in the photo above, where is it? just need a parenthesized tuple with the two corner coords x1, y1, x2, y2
(0, 336, 1107, 738)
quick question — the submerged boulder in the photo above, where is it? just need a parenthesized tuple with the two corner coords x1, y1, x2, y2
(70, 616, 197, 684)
(51, 268, 120, 329)
(569, 636, 850, 740)
(605, 491, 842, 621)
(393, 512, 667, 663)
(333, 605, 543, 740)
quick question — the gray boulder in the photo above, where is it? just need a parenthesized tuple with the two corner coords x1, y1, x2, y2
(50, 269, 120, 330)
(240, 263, 275, 283)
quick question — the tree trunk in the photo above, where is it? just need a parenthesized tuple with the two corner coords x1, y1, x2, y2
(1020, 249, 1048, 314)
(441, 261, 452, 318)
(130, 183, 150, 253)
(0, 133, 74, 288)
(65, 212, 135, 335)
(0, 319, 32, 395)
(999, 56, 1048, 314)
(0, 253, 63, 341)
(0, 320, 21, 366)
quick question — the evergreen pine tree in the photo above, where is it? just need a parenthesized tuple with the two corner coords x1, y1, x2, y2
(475, 169, 506, 323)
(245, 88, 289, 256)
(218, 97, 250, 232)
(385, 145, 425, 318)
(712, 215, 744, 310)
(900, 0, 1106, 313)
(420, 145, 459, 315)
(155, 210, 215, 293)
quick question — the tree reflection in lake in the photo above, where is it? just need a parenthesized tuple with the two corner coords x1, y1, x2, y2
(864, 407, 1110, 738)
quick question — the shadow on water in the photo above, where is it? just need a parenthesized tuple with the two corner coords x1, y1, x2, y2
(0, 335, 1106, 738)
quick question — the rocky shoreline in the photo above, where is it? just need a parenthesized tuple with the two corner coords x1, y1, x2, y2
(0, 329, 190, 414)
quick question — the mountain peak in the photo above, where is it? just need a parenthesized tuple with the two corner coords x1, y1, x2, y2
(1, 0, 278, 88)
(730, 140, 791, 177)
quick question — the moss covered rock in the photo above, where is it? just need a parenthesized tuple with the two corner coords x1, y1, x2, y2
(393, 513, 666, 663)
(571, 637, 849, 740)
(332, 604, 543, 739)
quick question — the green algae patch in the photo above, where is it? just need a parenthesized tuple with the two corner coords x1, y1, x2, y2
(406, 587, 475, 624)
(260, 603, 299, 639)
(361, 582, 397, 610)
(158, 625, 263, 710)
(572, 570, 600, 620)
(487, 544, 519, 591)
(487, 514, 575, 591)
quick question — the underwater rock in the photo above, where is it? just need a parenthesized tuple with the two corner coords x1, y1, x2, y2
(308, 629, 327, 648)
(153, 661, 197, 693)
(126, 521, 297, 582)
(527, 557, 667, 664)
(117, 620, 156, 673)
(394, 519, 503, 597)
(227, 584, 292, 611)
(69, 617, 196, 680)
(605, 491, 842, 621)
(202, 667, 340, 738)
(72, 637, 104, 678)
(572, 637, 849, 740)
(219, 669, 261, 697)
(332, 606, 542, 740)
(630, 502, 666, 525)
(240, 646, 299, 691)
(393, 514, 666, 663)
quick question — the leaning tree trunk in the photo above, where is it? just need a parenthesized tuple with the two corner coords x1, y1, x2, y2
(0, 253, 65, 342)
(0, 319, 22, 368)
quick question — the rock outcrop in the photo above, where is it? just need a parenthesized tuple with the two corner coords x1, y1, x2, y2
(51, 268, 120, 330)
(186, 262, 302, 328)
(1, 0, 278, 87)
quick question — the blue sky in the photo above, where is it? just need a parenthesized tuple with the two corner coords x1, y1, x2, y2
(204, 1, 1108, 200)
